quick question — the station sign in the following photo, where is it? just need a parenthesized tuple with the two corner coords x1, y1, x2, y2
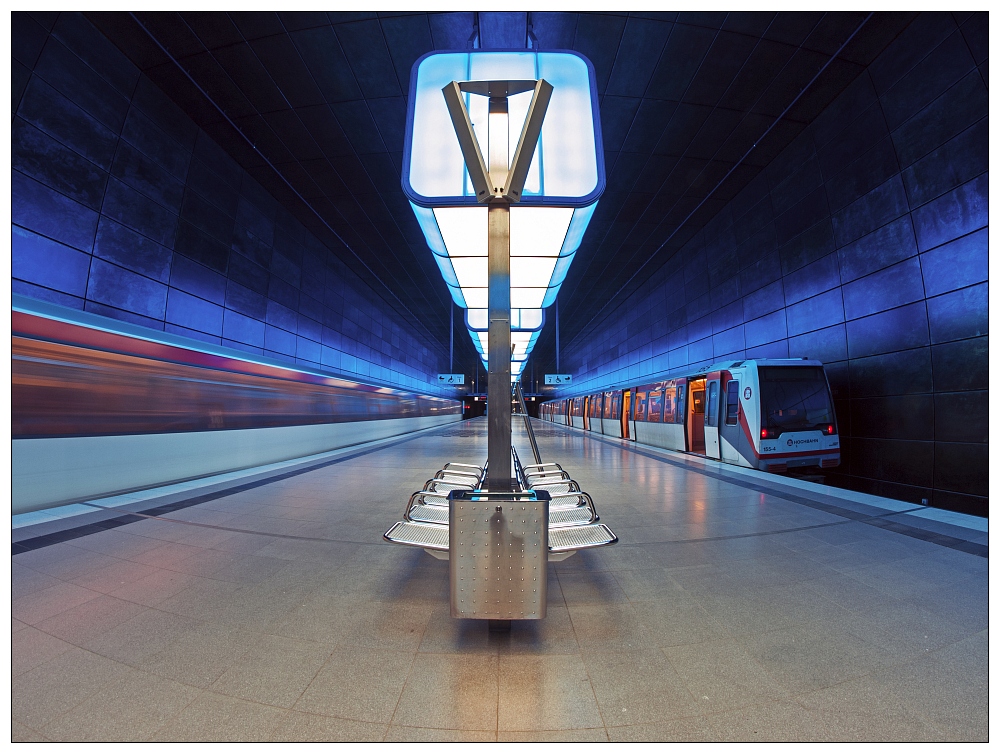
(545, 374, 572, 385)
(437, 373, 465, 384)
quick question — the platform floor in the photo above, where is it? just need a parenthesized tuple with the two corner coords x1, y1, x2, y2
(11, 417, 988, 741)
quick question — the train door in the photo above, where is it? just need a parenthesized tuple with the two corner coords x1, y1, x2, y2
(622, 389, 633, 440)
(719, 373, 742, 463)
(687, 378, 706, 453)
(583, 396, 590, 431)
(704, 374, 721, 459)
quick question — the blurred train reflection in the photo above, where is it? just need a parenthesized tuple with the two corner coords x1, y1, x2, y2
(12, 309, 461, 514)
(13, 311, 459, 438)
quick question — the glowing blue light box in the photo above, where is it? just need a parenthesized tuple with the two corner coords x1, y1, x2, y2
(402, 50, 604, 376)
(403, 50, 604, 208)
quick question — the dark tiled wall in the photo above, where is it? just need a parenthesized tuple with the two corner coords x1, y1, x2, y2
(11, 12, 445, 393)
(560, 12, 988, 516)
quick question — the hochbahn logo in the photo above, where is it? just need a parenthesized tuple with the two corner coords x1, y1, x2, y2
(787, 437, 819, 446)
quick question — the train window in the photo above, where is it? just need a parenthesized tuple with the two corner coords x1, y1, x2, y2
(611, 393, 620, 419)
(634, 392, 647, 421)
(603, 393, 613, 418)
(675, 385, 685, 422)
(647, 390, 662, 422)
(759, 366, 835, 433)
(706, 382, 719, 426)
(725, 380, 740, 425)
(663, 387, 675, 423)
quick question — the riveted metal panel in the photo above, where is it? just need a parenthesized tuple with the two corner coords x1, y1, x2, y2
(450, 498, 547, 619)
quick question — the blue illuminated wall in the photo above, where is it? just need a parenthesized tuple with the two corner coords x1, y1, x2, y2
(11, 12, 446, 394)
(559, 13, 987, 515)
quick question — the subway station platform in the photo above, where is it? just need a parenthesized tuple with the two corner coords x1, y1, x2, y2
(12, 417, 987, 742)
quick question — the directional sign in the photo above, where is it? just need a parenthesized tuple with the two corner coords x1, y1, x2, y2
(437, 373, 465, 385)
(545, 374, 572, 385)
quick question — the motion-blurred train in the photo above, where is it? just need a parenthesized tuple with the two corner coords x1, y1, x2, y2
(539, 359, 839, 473)
(12, 302, 461, 513)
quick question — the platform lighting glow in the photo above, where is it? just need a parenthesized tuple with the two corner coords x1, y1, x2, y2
(403, 49, 604, 377)
(412, 200, 596, 311)
(466, 309, 544, 331)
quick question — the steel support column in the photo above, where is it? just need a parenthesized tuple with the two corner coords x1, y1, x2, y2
(487, 201, 512, 491)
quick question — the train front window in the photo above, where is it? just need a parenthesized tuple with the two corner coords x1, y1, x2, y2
(759, 367, 835, 433)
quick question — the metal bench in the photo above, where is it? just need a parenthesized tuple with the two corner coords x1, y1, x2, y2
(384, 517, 617, 556)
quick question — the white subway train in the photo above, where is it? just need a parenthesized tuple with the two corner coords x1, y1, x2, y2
(540, 359, 840, 473)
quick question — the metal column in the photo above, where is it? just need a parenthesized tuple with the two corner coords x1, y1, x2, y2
(487, 203, 512, 490)
(442, 77, 552, 493)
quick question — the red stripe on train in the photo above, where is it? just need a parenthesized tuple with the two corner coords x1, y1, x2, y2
(736, 399, 838, 460)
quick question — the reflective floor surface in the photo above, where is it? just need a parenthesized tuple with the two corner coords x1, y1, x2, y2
(11, 417, 988, 741)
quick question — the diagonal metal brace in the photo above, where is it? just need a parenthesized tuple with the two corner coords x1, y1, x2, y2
(442, 81, 492, 203)
(505, 79, 553, 203)
(442, 78, 553, 203)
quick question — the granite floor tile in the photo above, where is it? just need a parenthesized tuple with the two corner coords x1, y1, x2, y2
(664, 638, 790, 713)
(270, 711, 388, 741)
(417, 605, 502, 655)
(12, 581, 104, 625)
(11, 721, 51, 742)
(151, 576, 247, 622)
(631, 595, 733, 648)
(742, 620, 898, 694)
(796, 673, 949, 741)
(33, 593, 148, 646)
(151, 690, 288, 741)
(494, 603, 582, 655)
(11, 563, 64, 599)
(294, 645, 413, 723)
(81, 608, 201, 665)
(41, 668, 200, 742)
(139, 621, 256, 688)
(498, 654, 603, 731)
(208, 633, 334, 709)
(391, 653, 498, 730)
(606, 700, 833, 742)
(567, 603, 658, 652)
(558, 569, 631, 604)
(12, 647, 133, 730)
(384, 726, 496, 742)
(67, 558, 162, 594)
(583, 648, 699, 727)
(869, 631, 987, 741)
(12, 625, 76, 677)
(498, 727, 610, 741)
(106, 567, 205, 608)
(611, 567, 687, 601)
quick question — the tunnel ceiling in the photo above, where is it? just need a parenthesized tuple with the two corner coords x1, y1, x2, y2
(86, 11, 917, 378)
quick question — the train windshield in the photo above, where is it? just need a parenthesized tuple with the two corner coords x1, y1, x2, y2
(759, 367, 835, 432)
